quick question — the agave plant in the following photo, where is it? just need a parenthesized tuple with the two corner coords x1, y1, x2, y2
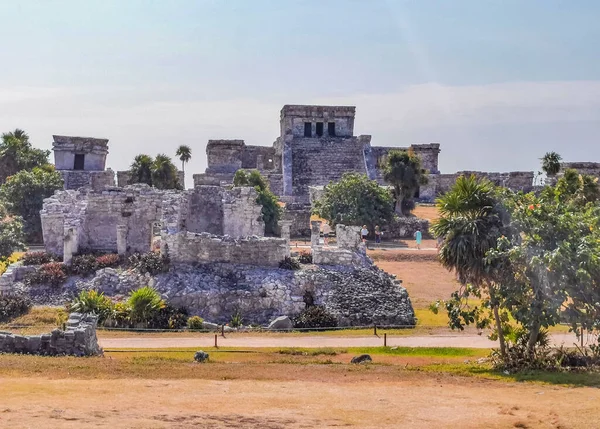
(127, 286, 165, 325)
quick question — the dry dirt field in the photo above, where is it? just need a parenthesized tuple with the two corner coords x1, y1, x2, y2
(1, 350, 599, 429)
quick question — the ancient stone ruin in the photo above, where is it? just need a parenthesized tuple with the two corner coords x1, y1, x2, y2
(0, 313, 102, 356)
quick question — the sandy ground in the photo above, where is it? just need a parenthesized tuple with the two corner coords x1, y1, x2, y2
(1, 376, 598, 429)
(99, 332, 579, 349)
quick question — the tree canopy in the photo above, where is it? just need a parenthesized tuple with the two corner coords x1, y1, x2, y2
(540, 151, 562, 177)
(382, 149, 428, 216)
(233, 169, 282, 235)
(175, 145, 192, 173)
(312, 173, 395, 229)
(0, 128, 51, 184)
(0, 202, 25, 260)
(0, 167, 64, 243)
(128, 154, 181, 190)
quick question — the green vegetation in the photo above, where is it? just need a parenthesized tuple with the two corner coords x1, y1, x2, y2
(0, 204, 25, 260)
(69, 290, 114, 324)
(127, 286, 166, 325)
(175, 145, 192, 174)
(128, 153, 182, 189)
(293, 305, 338, 329)
(0, 167, 63, 243)
(540, 151, 562, 177)
(187, 315, 204, 330)
(383, 149, 428, 215)
(0, 129, 51, 184)
(233, 169, 282, 235)
(312, 173, 394, 229)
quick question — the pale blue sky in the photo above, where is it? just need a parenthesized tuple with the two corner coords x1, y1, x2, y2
(1, 0, 599, 184)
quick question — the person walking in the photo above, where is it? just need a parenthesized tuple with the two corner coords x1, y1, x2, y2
(414, 228, 422, 250)
(322, 221, 332, 246)
(361, 225, 369, 243)
(374, 225, 381, 244)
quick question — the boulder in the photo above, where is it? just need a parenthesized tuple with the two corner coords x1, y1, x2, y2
(194, 350, 209, 363)
(202, 322, 219, 331)
(350, 354, 372, 364)
(268, 316, 294, 331)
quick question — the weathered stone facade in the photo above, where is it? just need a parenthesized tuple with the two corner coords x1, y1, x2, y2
(0, 312, 101, 356)
(560, 162, 600, 178)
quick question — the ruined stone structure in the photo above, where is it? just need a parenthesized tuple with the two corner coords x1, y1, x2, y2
(0, 312, 101, 356)
(53, 135, 116, 191)
(40, 184, 287, 266)
(560, 162, 600, 178)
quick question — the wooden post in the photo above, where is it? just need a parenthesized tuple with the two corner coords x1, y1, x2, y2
(384, 333, 387, 347)
(221, 324, 225, 337)
(214, 334, 218, 348)
(374, 325, 377, 336)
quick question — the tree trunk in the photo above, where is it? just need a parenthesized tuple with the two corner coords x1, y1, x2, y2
(394, 188, 404, 216)
(492, 305, 507, 357)
(527, 320, 541, 356)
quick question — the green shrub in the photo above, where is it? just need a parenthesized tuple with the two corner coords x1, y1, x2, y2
(68, 254, 99, 276)
(279, 256, 301, 270)
(148, 304, 188, 329)
(127, 286, 165, 325)
(0, 294, 32, 323)
(187, 315, 204, 330)
(230, 310, 243, 328)
(21, 251, 54, 265)
(96, 253, 120, 268)
(293, 305, 338, 329)
(111, 301, 131, 327)
(128, 251, 170, 275)
(25, 262, 67, 287)
(298, 251, 313, 264)
(69, 290, 114, 324)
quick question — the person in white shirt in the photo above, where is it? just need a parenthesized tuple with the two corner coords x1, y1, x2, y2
(361, 225, 369, 243)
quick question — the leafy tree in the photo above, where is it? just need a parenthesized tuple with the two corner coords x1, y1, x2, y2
(382, 149, 428, 216)
(0, 167, 63, 243)
(0, 128, 51, 184)
(128, 154, 181, 189)
(540, 151, 562, 178)
(233, 169, 282, 235)
(152, 154, 181, 190)
(432, 174, 510, 356)
(128, 154, 154, 186)
(312, 173, 395, 230)
(0, 202, 25, 259)
(175, 145, 192, 173)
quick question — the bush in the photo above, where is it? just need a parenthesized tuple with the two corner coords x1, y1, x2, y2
(25, 262, 67, 287)
(127, 286, 165, 325)
(298, 251, 313, 264)
(68, 254, 99, 276)
(148, 304, 188, 329)
(96, 253, 120, 269)
(0, 294, 32, 323)
(22, 251, 54, 266)
(128, 251, 170, 275)
(69, 290, 114, 324)
(293, 306, 338, 330)
(230, 310, 243, 328)
(279, 256, 301, 270)
(187, 315, 205, 330)
(110, 301, 131, 327)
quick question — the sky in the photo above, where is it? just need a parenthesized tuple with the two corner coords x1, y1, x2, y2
(1, 0, 599, 186)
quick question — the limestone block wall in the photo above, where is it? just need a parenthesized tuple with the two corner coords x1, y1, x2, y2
(280, 105, 356, 138)
(59, 169, 115, 191)
(206, 140, 245, 173)
(433, 171, 534, 195)
(0, 313, 102, 356)
(561, 162, 600, 178)
(336, 225, 362, 249)
(52, 135, 109, 171)
(222, 187, 265, 237)
(282, 203, 311, 237)
(165, 232, 288, 267)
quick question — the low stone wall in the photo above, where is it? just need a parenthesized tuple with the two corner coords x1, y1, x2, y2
(165, 232, 289, 267)
(282, 203, 311, 237)
(384, 217, 430, 239)
(312, 247, 371, 267)
(0, 313, 102, 356)
(59, 169, 115, 191)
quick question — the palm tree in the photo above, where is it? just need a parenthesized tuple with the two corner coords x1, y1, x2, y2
(152, 154, 180, 189)
(1, 128, 29, 144)
(541, 152, 562, 178)
(175, 145, 192, 174)
(129, 154, 154, 186)
(432, 174, 508, 357)
(382, 150, 428, 216)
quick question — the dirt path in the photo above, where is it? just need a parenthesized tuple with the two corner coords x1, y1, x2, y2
(99, 332, 580, 349)
(0, 377, 597, 428)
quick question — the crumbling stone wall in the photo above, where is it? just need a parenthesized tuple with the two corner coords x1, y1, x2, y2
(0, 313, 102, 356)
(282, 203, 311, 237)
(165, 232, 288, 267)
(561, 162, 600, 178)
(59, 170, 116, 191)
(53, 135, 109, 171)
(431, 171, 534, 197)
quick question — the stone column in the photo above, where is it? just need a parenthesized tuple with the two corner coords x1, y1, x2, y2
(278, 220, 292, 242)
(63, 228, 75, 265)
(310, 220, 322, 248)
(116, 225, 128, 256)
(256, 155, 264, 170)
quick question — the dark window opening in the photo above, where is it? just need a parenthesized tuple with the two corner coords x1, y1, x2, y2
(304, 122, 312, 137)
(316, 122, 324, 137)
(73, 154, 85, 170)
(328, 122, 336, 136)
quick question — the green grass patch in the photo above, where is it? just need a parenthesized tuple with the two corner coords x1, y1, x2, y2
(351, 346, 489, 358)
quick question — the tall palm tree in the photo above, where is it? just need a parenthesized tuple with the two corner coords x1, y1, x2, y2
(432, 174, 508, 357)
(541, 152, 562, 177)
(129, 154, 154, 186)
(1, 128, 29, 144)
(175, 145, 192, 174)
(152, 154, 180, 189)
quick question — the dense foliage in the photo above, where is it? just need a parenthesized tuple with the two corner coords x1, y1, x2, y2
(69, 290, 115, 324)
(293, 305, 338, 329)
(278, 256, 301, 270)
(127, 286, 166, 325)
(0, 129, 51, 184)
(233, 169, 282, 235)
(0, 293, 32, 323)
(0, 167, 64, 243)
(433, 169, 600, 368)
(24, 262, 67, 287)
(0, 203, 25, 259)
(187, 315, 204, 330)
(128, 153, 182, 190)
(128, 251, 170, 275)
(382, 149, 428, 216)
(312, 173, 394, 229)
